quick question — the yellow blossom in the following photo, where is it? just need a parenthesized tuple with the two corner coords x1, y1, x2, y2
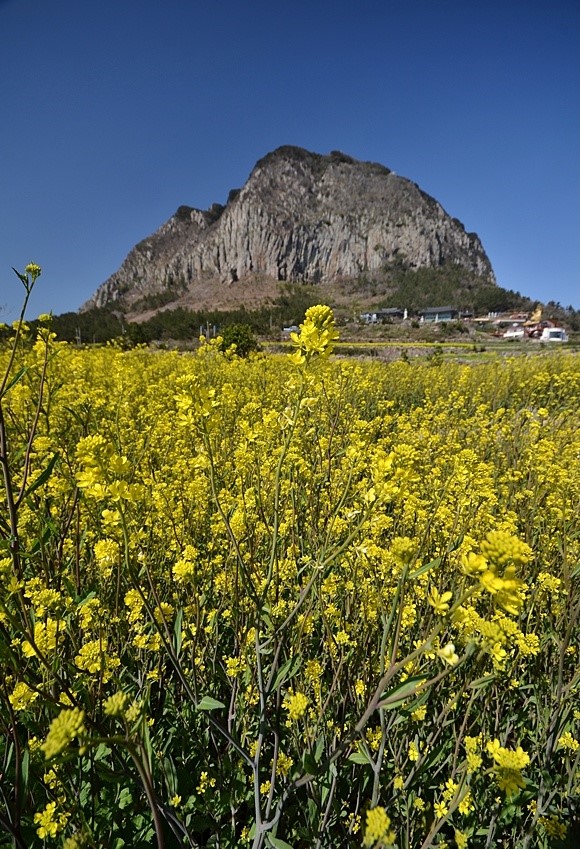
(103, 691, 129, 718)
(9, 681, 40, 711)
(428, 586, 453, 615)
(283, 689, 309, 721)
(557, 731, 579, 752)
(25, 262, 42, 278)
(363, 806, 395, 847)
(41, 708, 85, 759)
(22, 618, 64, 658)
(412, 705, 427, 721)
(34, 801, 68, 839)
(290, 304, 339, 364)
(486, 739, 530, 797)
(437, 642, 459, 666)
(274, 751, 294, 777)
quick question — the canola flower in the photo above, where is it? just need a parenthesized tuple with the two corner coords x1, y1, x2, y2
(486, 739, 530, 797)
(34, 801, 69, 839)
(289, 303, 339, 364)
(103, 691, 129, 718)
(24, 262, 42, 278)
(0, 305, 579, 848)
(8, 681, 40, 711)
(428, 586, 453, 615)
(283, 689, 309, 722)
(363, 806, 396, 847)
(557, 731, 579, 752)
(41, 708, 86, 759)
(437, 642, 460, 666)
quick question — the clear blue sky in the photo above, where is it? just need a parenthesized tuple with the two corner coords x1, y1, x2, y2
(1, 0, 579, 320)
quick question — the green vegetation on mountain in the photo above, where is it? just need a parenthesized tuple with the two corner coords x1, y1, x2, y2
(374, 264, 532, 313)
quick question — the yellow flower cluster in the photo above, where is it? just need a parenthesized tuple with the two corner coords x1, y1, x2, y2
(538, 815, 567, 839)
(9, 681, 40, 711)
(103, 691, 129, 717)
(283, 689, 309, 722)
(486, 738, 530, 797)
(41, 708, 85, 759)
(363, 805, 396, 847)
(557, 731, 579, 752)
(289, 304, 339, 364)
(196, 770, 216, 793)
(34, 801, 68, 839)
(464, 735, 483, 773)
(1, 317, 579, 846)
(24, 262, 42, 278)
(22, 617, 64, 659)
(75, 638, 120, 682)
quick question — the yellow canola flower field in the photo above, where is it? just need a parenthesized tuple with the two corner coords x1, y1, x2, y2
(0, 303, 579, 849)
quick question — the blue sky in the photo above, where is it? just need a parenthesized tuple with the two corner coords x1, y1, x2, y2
(1, 0, 578, 320)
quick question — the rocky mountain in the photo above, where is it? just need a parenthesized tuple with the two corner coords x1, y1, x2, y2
(83, 146, 496, 314)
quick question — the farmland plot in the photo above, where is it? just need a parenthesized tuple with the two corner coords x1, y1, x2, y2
(1, 295, 579, 848)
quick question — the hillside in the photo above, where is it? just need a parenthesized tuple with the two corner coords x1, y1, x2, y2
(82, 146, 497, 319)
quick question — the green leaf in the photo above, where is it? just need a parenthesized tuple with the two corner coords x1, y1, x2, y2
(22, 453, 59, 500)
(173, 607, 183, 656)
(21, 747, 29, 796)
(196, 696, 226, 711)
(315, 732, 325, 763)
(0, 366, 27, 399)
(302, 752, 319, 775)
(320, 767, 336, 806)
(78, 591, 98, 605)
(94, 762, 124, 783)
(29, 521, 58, 555)
(94, 743, 112, 761)
(380, 675, 428, 709)
(410, 556, 441, 579)
(12, 267, 29, 286)
(468, 674, 496, 691)
(417, 741, 448, 773)
(142, 720, 154, 772)
(267, 836, 294, 849)
(447, 535, 464, 553)
(163, 755, 178, 794)
(79, 783, 93, 807)
(118, 787, 133, 810)
(402, 689, 430, 714)
(271, 654, 302, 692)
(348, 751, 372, 765)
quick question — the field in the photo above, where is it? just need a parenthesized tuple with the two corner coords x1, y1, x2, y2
(1, 293, 579, 848)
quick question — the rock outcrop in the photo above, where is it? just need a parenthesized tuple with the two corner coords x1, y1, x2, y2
(84, 146, 495, 311)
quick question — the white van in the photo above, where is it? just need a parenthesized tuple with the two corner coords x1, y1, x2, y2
(540, 327, 569, 342)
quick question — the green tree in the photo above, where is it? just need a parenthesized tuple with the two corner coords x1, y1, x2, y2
(218, 323, 260, 357)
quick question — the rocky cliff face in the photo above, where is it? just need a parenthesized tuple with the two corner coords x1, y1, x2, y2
(84, 146, 495, 311)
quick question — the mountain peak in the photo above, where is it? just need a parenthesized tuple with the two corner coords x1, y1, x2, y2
(83, 146, 495, 313)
